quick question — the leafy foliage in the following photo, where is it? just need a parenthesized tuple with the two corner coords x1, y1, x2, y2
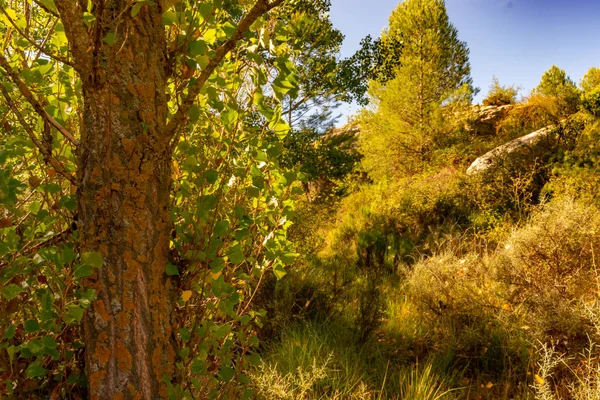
(358, 0, 474, 180)
(0, 0, 314, 397)
(483, 76, 519, 106)
(534, 65, 581, 116)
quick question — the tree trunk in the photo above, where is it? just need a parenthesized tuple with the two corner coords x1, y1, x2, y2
(76, 7, 175, 399)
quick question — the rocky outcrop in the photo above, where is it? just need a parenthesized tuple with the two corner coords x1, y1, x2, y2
(467, 125, 555, 175)
(465, 104, 513, 136)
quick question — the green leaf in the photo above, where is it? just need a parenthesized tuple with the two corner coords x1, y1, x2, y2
(190, 357, 206, 374)
(162, 10, 177, 25)
(213, 220, 229, 238)
(204, 169, 218, 185)
(63, 304, 84, 324)
(38, 0, 58, 14)
(197, 55, 210, 69)
(42, 336, 58, 349)
(227, 247, 245, 265)
(179, 328, 191, 343)
(26, 362, 47, 378)
(270, 121, 290, 139)
(273, 264, 287, 280)
(81, 252, 103, 268)
(6, 345, 15, 364)
(103, 32, 115, 46)
(280, 252, 299, 265)
(218, 366, 235, 383)
(0, 283, 22, 300)
(79, 289, 97, 309)
(27, 340, 44, 354)
(4, 325, 16, 339)
(189, 41, 207, 57)
(24, 319, 40, 333)
(209, 258, 225, 274)
(82, 12, 95, 27)
(221, 108, 239, 127)
(179, 347, 190, 358)
(131, 2, 144, 17)
(188, 105, 200, 123)
(166, 263, 180, 276)
(267, 142, 284, 158)
(234, 228, 249, 241)
(74, 264, 93, 279)
(58, 195, 77, 211)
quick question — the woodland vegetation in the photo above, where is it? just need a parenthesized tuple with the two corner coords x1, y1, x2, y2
(1, 0, 600, 399)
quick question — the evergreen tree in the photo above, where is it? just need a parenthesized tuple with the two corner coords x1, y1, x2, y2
(534, 65, 580, 116)
(359, 0, 474, 179)
(581, 66, 600, 117)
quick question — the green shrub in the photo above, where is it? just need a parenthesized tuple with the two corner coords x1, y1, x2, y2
(483, 77, 519, 106)
(582, 87, 600, 117)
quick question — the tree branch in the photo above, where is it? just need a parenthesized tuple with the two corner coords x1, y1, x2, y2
(0, 54, 79, 147)
(0, 84, 77, 185)
(165, 0, 285, 138)
(53, 0, 92, 76)
(0, 8, 75, 67)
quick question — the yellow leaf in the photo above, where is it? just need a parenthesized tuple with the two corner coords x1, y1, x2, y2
(486, 382, 493, 389)
(535, 374, 545, 385)
(181, 290, 193, 303)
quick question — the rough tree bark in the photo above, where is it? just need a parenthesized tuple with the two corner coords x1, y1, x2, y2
(46, 0, 284, 398)
(64, 3, 174, 399)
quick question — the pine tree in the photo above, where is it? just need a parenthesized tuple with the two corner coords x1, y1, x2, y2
(359, 0, 473, 179)
(534, 65, 580, 117)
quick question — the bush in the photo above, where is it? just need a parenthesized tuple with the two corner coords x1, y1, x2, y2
(404, 253, 526, 378)
(483, 77, 519, 106)
(497, 196, 600, 347)
(582, 86, 600, 117)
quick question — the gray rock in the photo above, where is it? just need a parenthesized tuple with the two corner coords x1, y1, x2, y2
(465, 104, 513, 136)
(467, 125, 554, 175)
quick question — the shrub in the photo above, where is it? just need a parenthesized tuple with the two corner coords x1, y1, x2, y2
(582, 86, 600, 117)
(483, 76, 519, 106)
(497, 197, 600, 347)
(404, 253, 526, 376)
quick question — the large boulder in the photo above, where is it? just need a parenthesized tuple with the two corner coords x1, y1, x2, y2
(465, 104, 513, 136)
(467, 125, 555, 175)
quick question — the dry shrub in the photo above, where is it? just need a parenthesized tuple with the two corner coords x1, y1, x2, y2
(498, 197, 600, 347)
(498, 94, 566, 138)
(404, 252, 524, 378)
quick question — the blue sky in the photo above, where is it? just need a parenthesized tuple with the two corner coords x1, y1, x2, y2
(329, 0, 600, 123)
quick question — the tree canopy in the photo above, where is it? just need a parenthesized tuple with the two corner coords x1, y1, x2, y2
(358, 0, 474, 179)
